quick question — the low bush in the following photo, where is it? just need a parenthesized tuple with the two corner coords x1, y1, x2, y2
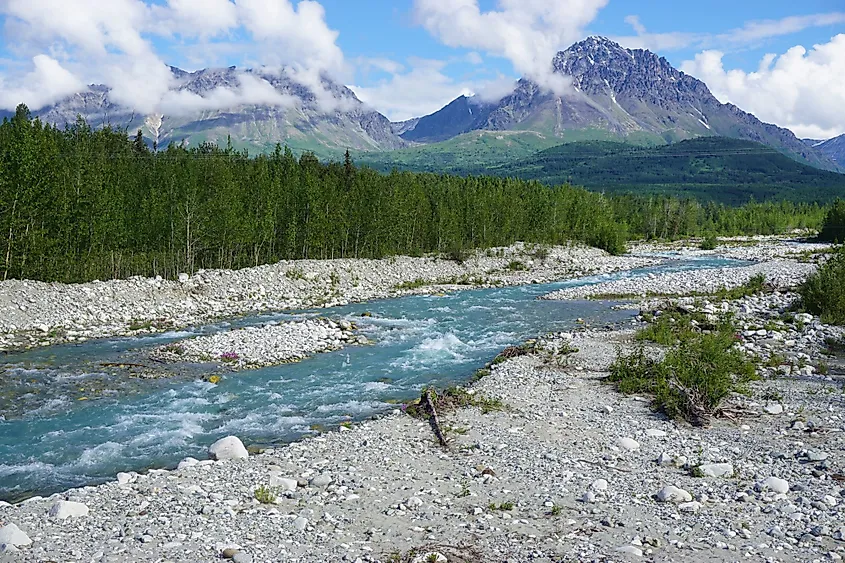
(699, 235, 718, 250)
(610, 317, 756, 425)
(799, 247, 845, 324)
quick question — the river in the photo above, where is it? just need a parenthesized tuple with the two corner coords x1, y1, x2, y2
(0, 255, 743, 501)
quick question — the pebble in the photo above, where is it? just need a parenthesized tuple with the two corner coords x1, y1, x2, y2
(756, 477, 790, 494)
(697, 463, 734, 478)
(764, 403, 784, 415)
(656, 486, 693, 503)
(617, 437, 640, 451)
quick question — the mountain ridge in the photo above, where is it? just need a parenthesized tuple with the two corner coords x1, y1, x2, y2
(399, 36, 838, 172)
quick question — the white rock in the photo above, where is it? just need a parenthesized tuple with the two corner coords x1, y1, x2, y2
(615, 545, 643, 557)
(208, 436, 249, 461)
(617, 437, 640, 451)
(116, 472, 133, 485)
(679, 501, 702, 513)
(697, 463, 734, 478)
(602, 405, 614, 414)
(645, 429, 667, 438)
(268, 475, 298, 491)
(293, 517, 308, 531)
(310, 474, 332, 488)
(756, 477, 789, 494)
(178, 457, 200, 470)
(0, 524, 32, 547)
(591, 479, 609, 491)
(48, 500, 89, 519)
(178, 273, 190, 283)
(764, 403, 784, 415)
(657, 452, 674, 466)
(406, 496, 423, 508)
(656, 486, 693, 503)
(412, 553, 447, 563)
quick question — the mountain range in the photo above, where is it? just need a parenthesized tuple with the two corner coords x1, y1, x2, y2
(5, 36, 843, 175)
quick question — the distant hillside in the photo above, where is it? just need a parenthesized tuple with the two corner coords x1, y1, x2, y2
(492, 137, 845, 204)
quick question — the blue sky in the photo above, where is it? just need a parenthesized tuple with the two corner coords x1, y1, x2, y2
(1, 0, 844, 137)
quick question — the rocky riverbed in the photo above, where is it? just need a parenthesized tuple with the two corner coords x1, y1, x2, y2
(1, 237, 843, 562)
(0, 243, 658, 352)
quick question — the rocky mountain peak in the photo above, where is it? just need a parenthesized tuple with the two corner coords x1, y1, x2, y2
(553, 36, 686, 99)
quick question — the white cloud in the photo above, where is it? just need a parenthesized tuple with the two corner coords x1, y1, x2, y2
(680, 34, 845, 139)
(350, 55, 516, 121)
(0, 54, 86, 110)
(0, 0, 350, 115)
(351, 59, 474, 122)
(161, 73, 297, 116)
(413, 0, 608, 94)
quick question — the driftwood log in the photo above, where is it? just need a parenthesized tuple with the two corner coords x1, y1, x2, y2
(423, 388, 449, 448)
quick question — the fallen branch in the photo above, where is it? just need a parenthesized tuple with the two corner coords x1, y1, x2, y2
(424, 388, 449, 448)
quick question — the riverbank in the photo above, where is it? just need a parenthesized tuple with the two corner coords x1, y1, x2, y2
(0, 242, 658, 352)
(1, 237, 843, 562)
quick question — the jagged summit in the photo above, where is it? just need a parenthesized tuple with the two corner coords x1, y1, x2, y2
(399, 37, 838, 171)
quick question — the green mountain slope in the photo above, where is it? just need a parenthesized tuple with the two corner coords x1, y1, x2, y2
(494, 137, 845, 204)
(357, 130, 567, 173)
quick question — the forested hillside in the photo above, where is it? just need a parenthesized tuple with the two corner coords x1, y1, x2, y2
(496, 138, 845, 204)
(0, 105, 827, 283)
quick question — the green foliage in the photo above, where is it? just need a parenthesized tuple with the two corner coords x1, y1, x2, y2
(699, 235, 718, 250)
(285, 268, 306, 280)
(0, 111, 828, 282)
(405, 385, 504, 418)
(254, 485, 277, 504)
(612, 316, 756, 425)
(506, 260, 528, 271)
(488, 501, 514, 511)
(818, 200, 845, 243)
(493, 138, 845, 205)
(798, 247, 845, 324)
(394, 278, 429, 291)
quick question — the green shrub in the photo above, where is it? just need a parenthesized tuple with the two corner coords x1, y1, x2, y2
(254, 485, 278, 504)
(395, 278, 428, 290)
(699, 235, 718, 250)
(818, 200, 845, 243)
(799, 247, 845, 324)
(610, 325, 756, 425)
(587, 222, 628, 256)
(506, 260, 528, 271)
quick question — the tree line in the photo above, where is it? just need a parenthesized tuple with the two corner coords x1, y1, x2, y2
(0, 104, 828, 283)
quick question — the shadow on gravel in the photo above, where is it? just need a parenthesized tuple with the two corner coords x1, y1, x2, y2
(386, 544, 485, 563)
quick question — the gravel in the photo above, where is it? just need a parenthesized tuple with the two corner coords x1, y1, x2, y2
(1, 237, 843, 562)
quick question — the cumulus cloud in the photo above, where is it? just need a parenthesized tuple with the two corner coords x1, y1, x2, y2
(413, 0, 608, 94)
(680, 34, 845, 139)
(0, 54, 86, 110)
(0, 0, 349, 115)
(161, 73, 297, 116)
(350, 56, 515, 121)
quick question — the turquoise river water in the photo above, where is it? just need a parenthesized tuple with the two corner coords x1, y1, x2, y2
(0, 255, 743, 501)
